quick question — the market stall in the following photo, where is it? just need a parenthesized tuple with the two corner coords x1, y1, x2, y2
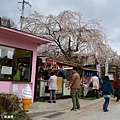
(0, 26, 51, 102)
(78, 67, 97, 97)
(35, 58, 77, 98)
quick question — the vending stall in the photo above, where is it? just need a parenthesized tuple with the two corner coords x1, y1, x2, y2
(35, 58, 77, 99)
(0, 26, 51, 102)
(108, 65, 118, 81)
(78, 67, 97, 97)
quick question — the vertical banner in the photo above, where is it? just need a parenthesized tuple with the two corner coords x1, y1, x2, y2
(96, 64, 101, 76)
(105, 58, 109, 76)
(42, 57, 46, 63)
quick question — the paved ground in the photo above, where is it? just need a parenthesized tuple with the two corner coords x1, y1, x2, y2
(27, 97, 120, 120)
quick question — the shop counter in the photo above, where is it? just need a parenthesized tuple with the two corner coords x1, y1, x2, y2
(38, 79, 70, 97)
(63, 80, 70, 96)
(38, 80, 49, 97)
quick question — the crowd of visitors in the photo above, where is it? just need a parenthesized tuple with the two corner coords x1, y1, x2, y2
(45, 66, 119, 113)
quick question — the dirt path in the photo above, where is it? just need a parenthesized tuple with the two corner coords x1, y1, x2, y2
(30, 97, 118, 120)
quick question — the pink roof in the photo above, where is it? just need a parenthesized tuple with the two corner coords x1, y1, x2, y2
(0, 26, 52, 45)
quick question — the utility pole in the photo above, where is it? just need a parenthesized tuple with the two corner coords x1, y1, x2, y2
(18, 0, 31, 30)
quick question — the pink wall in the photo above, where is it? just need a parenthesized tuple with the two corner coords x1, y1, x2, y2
(0, 81, 12, 93)
(0, 31, 37, 50)
(11, 82, 32, 101)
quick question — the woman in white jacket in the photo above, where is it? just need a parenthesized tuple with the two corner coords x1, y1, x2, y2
(90, 73, 99, 98)
(48, 72, 57, 103)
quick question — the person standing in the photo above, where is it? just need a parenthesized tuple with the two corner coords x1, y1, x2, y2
(68, 67, 80, 111)
(48, 72, 57, 103)
(13, 64, 24, 80)
(114, 76, 120, 102)
(101, 76, 113, 112)
(112, 78, 117, 98)
(90, 72, 100, 98)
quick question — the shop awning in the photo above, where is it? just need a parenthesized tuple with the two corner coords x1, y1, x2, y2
(80, 67, 97, 72)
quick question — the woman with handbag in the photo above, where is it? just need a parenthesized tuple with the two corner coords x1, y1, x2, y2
(48, 72, 57, 103)
(90, 72, 99, 98)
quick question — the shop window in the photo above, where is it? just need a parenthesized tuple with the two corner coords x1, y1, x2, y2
(0, 45, 32, 81)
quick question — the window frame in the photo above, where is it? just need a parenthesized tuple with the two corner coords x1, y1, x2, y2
(0, 44, 33, 82)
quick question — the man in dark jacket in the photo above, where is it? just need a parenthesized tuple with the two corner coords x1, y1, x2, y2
(68, 67, 80, 111)
(114, 76, 120, 101)
(101, 76, 113, 112)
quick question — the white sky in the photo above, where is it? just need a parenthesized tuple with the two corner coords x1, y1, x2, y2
(0, 0, 120, 54)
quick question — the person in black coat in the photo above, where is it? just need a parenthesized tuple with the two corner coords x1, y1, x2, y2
(101, 76, 113, 112)
(114, 76, 120, 101)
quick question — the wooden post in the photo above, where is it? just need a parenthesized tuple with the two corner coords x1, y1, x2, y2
(82, 70, 84, 98)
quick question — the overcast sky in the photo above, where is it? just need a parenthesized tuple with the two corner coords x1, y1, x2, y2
(1, 0, 120, 55)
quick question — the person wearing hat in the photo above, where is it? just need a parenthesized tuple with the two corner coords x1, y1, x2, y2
(13, 64, 24, 80)
(68, 67, 80, 111)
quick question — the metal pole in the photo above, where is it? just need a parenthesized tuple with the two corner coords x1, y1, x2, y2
(20, 0, 25, 30)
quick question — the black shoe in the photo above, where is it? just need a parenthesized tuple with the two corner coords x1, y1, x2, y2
(53, 100, 56, 103)
(104, 109, 109, 112)
(48, 101, 52, 103)
(71, 108, 77, 111)
(77, 107, 80, 110)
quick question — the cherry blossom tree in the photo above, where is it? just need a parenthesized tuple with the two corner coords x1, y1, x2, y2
(21, 10, 119, 66)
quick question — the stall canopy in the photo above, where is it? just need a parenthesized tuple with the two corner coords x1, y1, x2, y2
(80, 67, 97, 72)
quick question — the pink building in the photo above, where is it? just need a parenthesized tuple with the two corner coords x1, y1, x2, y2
(0, 26, 51, 102)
